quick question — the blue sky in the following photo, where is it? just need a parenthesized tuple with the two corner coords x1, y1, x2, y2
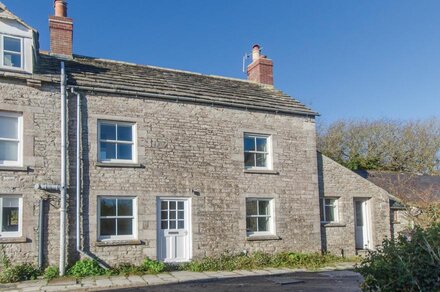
(6, 0, 440, 124)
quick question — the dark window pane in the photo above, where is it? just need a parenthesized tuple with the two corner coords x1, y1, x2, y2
(246, 199, 257, 216)
(257, 217, 269, 232)
(356, 202, 363, 226)
(161, 211, 168, 220)
(258, 200, 269, 215)
(178, 220, 184, 229)
(256, 153, 267, 167)
(0, 116, 18, 139)
(100, 219, 116, 236)
(161, 201, 168, 210)
(117, 218, 133, 235)
(170, 210, 176, 219)
(117, 125, 133, 141)
(0, 141, 18, 161)
(3, 52, 21, 68)
(2, 207, 19, 232)
(161, 220, 168, 229)
(117, 144, 132, 160)
(256, 137, 267, 152)
(100, 142, 116, 160)
(100, 198, 116, 216)
(4, 37, 21, 52)
(100, 124, 116, 140)
(178, 211, 184, 220)
(169, 220, 176, 229)
(244, 153, 255, 168)
(169, 201, 176, 210)
(246, 217, 257, 233)
(244, 136, 255, 151)
(177, 201, 184, 210)
(117, 199, 133, 216)
(325, 206, 334, 222)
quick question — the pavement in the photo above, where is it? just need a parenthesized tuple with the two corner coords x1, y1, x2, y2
(0, 262, 360, 292)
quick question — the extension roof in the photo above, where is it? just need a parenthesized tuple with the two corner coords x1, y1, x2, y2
(31, 53, 318, 117)
(356, 170, 440, 205)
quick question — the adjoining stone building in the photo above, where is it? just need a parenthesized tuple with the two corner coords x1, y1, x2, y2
(0, 1, 394, 272)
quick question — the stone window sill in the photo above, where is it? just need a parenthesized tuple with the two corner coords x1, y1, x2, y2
(0, 166, 29, 172)
(0, 237, 28, 244)
(321, 223, 346, 228)
(243, 169, 279, 175)
(246, 235, 281, 241)
(95, 162, 144, 168)
(95, 239, 143, 247)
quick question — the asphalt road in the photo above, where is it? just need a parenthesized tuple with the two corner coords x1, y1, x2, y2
(106, 270, 363, 292)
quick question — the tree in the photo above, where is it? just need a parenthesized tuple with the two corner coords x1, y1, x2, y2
(317, 118, 440, 174)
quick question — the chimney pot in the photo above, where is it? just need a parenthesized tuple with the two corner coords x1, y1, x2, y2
(247, 44, 274, 86)
(54, 0, 67, 17)
(252, 44, 261, 61)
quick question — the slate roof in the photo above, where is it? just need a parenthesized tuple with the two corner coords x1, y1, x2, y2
(356, 170, 440, 205)
(32, 53, 318, 117)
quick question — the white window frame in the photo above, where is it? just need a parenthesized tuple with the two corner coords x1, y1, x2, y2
(97, 120, 137, 164)
(0, 111, 23, 167)
(1, 35, 24, 71)
(245, 198, 275, 236)
(97, 196, 138, 241)
(243, 133, 272, 170)
(0, 196, 23, 238)
(320, 197, 339, 223)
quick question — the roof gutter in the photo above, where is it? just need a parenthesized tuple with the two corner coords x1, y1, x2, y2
(69, 85, 320, 118)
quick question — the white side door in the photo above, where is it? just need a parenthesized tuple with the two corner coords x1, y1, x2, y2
(355, 200, 371, 249)
(157, 198, 191, 263)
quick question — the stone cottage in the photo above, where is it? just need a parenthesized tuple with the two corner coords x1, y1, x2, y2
(0, 1, 392, 274)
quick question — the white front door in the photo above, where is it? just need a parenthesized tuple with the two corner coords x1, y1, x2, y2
(157, 198, 191, 263)
(355, 199, 371, 249)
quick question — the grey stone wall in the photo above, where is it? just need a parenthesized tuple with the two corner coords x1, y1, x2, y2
(82, 93, 321, 265)
(317, 153, 391, 256)
(0, 78, 322, 267)
(0, 79, 63, 266)
(391, 209, 412, 240)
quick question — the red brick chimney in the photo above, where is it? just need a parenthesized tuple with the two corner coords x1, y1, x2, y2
(49, 0, 73, 57)
(247, 44, 273, 86)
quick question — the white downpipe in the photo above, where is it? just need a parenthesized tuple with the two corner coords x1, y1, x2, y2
(60, 62, 67, 276)
(71, 88, 108, 270)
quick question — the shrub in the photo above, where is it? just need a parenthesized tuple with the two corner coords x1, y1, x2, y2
(113, 263, 142, 276)
(0, 263, 40, 283)
(355, 223, 440, 291)
(0, 246, 10, 270)
(182, 251, 347, 272)
(67, 259, 106, 278)
(140, 258, 166, 274)
(43, 265, 59, 280)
